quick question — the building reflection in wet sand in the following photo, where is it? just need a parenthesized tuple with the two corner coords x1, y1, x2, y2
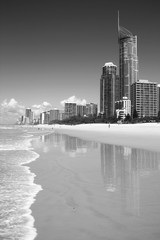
(40, 133, 98, 155)
(101, 143, 160, 215)
(39, 133, 160, 216)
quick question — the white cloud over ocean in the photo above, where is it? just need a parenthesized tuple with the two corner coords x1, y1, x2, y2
(0, 98, 25, 124)
(1, 98, 25, 114)
(60, 96, 86, 107)
(0, 99, 52, 123)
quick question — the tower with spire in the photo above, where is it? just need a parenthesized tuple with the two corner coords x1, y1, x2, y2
(118, 11, 138, 100)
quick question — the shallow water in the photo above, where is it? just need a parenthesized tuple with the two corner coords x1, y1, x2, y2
(0, 126, 42, 240)
(31, 132, 160, 240)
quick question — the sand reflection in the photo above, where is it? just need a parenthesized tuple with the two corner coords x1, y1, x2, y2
(101, 143, 160, 215)
(38, 132, 160, 217)
(39, 132, 98, 155)
(32, 132, 160, 240)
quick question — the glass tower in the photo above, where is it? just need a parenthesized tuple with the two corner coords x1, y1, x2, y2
(118, 12, 138, 100)
(100, 62, 117, 118)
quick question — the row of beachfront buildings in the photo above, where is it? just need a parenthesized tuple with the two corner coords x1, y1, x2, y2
(19, 14, 160, 125)
(20, 102, 98, 125)
(21, 74, 160, 125)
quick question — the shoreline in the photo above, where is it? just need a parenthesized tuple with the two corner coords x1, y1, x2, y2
(27, 122, 160, 240)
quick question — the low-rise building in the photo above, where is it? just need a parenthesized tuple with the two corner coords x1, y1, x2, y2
(115, 97, 131, 119)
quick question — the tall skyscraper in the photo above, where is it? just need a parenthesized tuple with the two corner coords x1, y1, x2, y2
(100, 62, 117, 118)
(131, 80, 158, 118)
(118, 12, 138, 100)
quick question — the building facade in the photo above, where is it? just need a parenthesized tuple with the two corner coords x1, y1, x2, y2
(64, 103, 77, 119)
(86, 103, 97, 116)
(115, 97, 131, 119)
(40, 112, 48, 124)
(77, 105, 86, 117)
(157, 84, 160, 114)
(115, 75, 120, 102)
(131, 80, 158, 118)
(25, 108, 34, 124)
(100, 62, 117, 118)
(49, 109, 60, 122)
(118, 17, 138, 100)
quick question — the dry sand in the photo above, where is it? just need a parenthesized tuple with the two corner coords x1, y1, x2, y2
(33, 123, 160, 152)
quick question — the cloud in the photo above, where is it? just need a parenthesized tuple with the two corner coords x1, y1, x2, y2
(1, 98, 25, 114)
(32, 101, 52, 116)
(60, 96, 87, 107)
(43, 101, 52, 107)
(32, 101, 52, 109)
(0, 98, 25, 123)
(0, 99, 52, 123)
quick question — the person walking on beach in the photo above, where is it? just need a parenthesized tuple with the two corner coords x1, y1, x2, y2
(108, 122, 110, 128)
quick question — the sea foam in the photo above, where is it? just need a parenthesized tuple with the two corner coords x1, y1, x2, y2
(0, 129, 42, 240)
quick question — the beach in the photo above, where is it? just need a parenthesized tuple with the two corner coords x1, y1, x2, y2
(27, 123, 160, 240)
(28, 122, 160, 152)
(2, 123, 159, 239)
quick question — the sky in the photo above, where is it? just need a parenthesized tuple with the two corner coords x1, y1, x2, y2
(0, 0, 160, 123)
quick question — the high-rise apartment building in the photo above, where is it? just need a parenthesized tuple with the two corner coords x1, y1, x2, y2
(77, 105, 86, 117)
(157, 84, 160, 114)
(49, 109, 60, 122)
(131, 80, 158, 118)
(40, 112, 45, 124)
(100, 62, 117, 118)
(118, 13, 138, 100)
(25, 108, 31, 118)
(40, 111, 50, 124)
(64, 103, 77, 119)
(25, 108, 34, 124)
(44, 111, 50, 124)
(86, 103, 98, 116)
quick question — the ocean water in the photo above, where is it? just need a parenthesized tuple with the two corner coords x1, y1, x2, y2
(1, 126, 160, 240)
(0, 126, 42, 240)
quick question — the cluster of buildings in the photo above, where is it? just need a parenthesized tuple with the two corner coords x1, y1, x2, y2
(39, 102, 97, 124)
(100, 14, 160, 119)
(19, 13, 160, 125)
(19, 102, 98, 125)
(20, 108, 35, 124)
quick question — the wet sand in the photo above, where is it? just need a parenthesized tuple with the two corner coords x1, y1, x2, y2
(28, 125, 160, 240)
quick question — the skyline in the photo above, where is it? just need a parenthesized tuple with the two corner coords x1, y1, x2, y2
(0, 0, 160, 123)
